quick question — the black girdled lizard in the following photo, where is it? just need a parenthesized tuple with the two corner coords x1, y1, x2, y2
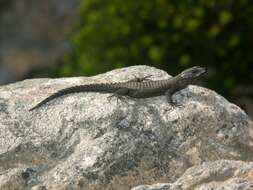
(29, 66, 206, 111)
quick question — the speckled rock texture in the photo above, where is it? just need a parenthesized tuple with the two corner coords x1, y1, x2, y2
(0, 65, 252, 190)
(131, 160, 253, 190)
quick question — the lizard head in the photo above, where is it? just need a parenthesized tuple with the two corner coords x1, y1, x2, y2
(179, 66, 207, 80)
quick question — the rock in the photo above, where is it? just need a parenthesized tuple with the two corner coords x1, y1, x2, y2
(132, 160, 253, 190)
(0, 65, 252, 190)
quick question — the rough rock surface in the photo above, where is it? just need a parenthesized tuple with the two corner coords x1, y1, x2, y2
(132, 160, 253, 190)
(0, 65, 252, 190)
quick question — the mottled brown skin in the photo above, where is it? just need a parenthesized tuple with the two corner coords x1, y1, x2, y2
(29, 66, 207, 111)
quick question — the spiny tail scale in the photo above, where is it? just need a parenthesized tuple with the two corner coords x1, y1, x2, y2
(29, 83, 120, 111)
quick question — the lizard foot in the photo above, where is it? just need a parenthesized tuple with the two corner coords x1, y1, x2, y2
(170, 100, 184, 108)
(107, 94, 128, 104)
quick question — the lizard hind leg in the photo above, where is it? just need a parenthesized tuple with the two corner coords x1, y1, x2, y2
(107, 88, 130, 103)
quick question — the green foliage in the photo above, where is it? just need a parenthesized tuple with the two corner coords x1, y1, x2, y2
(56, 0, 253, 97)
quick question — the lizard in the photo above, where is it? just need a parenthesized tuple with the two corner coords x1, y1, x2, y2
(29, 66, 206, 111)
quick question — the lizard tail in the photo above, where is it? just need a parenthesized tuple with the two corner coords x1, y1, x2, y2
(29, 83, 119, 111)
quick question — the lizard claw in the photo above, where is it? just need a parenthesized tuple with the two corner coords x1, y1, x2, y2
(107, 94, 115, 103)
(107, 94, 128, 104)
(170, 100, 184, 108)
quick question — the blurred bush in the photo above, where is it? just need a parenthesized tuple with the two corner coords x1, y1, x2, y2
(51, 0, 253, 97)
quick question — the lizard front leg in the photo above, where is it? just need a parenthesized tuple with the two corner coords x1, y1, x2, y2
(165, 90, 173, 104)
(165, 90, 181, 107)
